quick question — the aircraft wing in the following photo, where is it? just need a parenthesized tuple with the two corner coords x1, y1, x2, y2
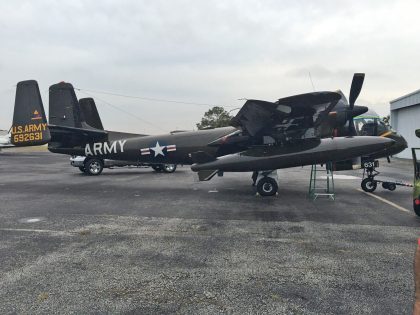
(231, 91, 342, 138)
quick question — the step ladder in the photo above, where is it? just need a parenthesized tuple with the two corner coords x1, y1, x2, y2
(309, 162, 335, 200)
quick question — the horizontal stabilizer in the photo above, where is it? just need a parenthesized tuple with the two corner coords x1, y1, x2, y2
(48, 125, 108, 154)
(197, 170, 218, 181)
(49, 125, 107, 139)
(190, 151, 216, 164)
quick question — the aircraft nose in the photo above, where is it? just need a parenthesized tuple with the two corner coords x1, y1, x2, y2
(395, 133, 408, 150)
(380, 131, 407, 155)
(379, 136, 396, 149)
(357, 136, 395, 150)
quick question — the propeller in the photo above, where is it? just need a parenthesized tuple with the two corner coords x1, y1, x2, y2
(349, 73, 365, 109)
(347, 73, 365, 136)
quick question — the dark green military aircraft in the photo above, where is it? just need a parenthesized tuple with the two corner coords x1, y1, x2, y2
(11, 74, 398, 196)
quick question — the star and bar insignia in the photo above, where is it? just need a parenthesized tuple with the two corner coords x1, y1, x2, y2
(140, 141, 177, 157)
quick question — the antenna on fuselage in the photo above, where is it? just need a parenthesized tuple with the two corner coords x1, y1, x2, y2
(308, 72, 316, 91)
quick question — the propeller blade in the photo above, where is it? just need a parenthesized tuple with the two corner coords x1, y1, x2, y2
(349, 73, 365, 108)
(347, 106, 368, 137)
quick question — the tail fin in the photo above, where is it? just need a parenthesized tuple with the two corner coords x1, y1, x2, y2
(10, 80, 51, 146)
(79, 98, 104, 130)
(49, 82, 86, 128)
(47, 82, 108, 155)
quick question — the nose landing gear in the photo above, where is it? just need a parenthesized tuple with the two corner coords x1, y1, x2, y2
(361, 177, 377, 192)
(361, 159, 412, 192)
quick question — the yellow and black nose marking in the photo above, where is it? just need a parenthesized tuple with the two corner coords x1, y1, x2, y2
(380, 131, 393, 138)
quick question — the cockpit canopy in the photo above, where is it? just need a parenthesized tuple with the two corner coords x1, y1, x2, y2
(353, 110, 390, 136)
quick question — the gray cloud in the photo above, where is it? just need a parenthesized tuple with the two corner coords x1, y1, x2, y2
(0, 0, 419, 133)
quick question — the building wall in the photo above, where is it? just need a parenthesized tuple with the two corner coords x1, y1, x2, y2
(391, 105, 420, 159)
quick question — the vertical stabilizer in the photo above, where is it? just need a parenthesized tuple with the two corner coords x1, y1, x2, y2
(79, 98, 104, 130)
(11, 80, 51, 146)
(49, 82, 85, 128)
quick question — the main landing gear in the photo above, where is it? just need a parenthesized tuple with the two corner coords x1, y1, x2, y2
(151, 164, 177, 173)
(361, 159, 412, 193)
(252, 170, 279, 196)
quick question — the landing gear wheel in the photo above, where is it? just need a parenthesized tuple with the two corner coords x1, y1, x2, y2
(361, 178, 377, 192)
(162, 164, 177, 173)
(84, 158, 104, 176)
(257, 177, 278, 196)
(152, 165, 163, 172)
(387, 183, 396, 191)
(78, 166, 85, 173)
(381, 182, 396, 191)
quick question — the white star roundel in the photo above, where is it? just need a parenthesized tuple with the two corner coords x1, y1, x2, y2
(150, 141, 165, 157)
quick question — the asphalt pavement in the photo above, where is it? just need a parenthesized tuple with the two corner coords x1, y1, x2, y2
(0, 151, 419, 314)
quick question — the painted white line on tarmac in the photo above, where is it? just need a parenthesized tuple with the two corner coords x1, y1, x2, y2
(18, 217, 45, 223)
(357, 188, 411, 214)
(320, 174, 360, 180)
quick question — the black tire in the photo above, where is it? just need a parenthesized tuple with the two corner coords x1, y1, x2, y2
(361, 178, 377, 192)
(387, 183, 396, 191)
(84, 158, 104, 176)
(162, 164, 177, 173)
(256, 177, 278, 196)
(152, 164, 163, 172)
(382, 182, 389, 189)
(78, 166, 85, 173)
(414, 200, 420, 216)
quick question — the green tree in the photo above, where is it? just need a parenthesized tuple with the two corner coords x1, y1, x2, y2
(196, 106, 233, 130)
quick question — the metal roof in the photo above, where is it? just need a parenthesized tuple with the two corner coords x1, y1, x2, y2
(390, 88, 420, 111)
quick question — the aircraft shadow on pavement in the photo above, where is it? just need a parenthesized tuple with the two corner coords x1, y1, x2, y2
(72, 169, 188, 177)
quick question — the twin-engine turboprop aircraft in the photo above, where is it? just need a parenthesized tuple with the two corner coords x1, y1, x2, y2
(10, 75, 402, 195)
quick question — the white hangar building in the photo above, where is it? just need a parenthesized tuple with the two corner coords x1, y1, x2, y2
(390, 89, 420, 159)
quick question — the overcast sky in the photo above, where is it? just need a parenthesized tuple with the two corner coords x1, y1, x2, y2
(1, 0, 419, 134)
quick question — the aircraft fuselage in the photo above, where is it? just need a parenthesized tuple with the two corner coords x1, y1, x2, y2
(49, 127, 240, 165)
